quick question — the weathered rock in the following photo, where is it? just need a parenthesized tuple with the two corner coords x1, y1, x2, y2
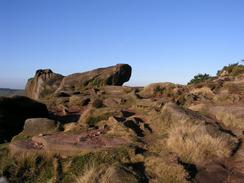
(9, 129, 128, 155)
(79, 107, 121, 127)
(22, 118, 58, 136)
(25, 69, 64, 99)
(56, 64, 132, 92)
(98, 116, 135, 139)
(0, 96, 48, 142)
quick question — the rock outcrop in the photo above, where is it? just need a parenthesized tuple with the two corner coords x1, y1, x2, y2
(25, 64, 132, 100)
(25, 69, 64, 99)
(5, 63, 244, 182)
(56, 64, 132, 92)
(0, 96, 48, 142)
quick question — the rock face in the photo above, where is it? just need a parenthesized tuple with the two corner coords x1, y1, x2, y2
(57, 64, 132, 92)
(0, 96, 48, 142)
(25, 69, 64, 99)
(22, 118, 58, 136)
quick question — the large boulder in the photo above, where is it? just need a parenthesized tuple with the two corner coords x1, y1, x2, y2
(25, 69, 64, 99)
(56, 64, 132, 92)
(0, 96, 48, 142)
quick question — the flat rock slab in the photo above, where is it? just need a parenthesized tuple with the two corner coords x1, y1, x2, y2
(9, 130, 128, 155)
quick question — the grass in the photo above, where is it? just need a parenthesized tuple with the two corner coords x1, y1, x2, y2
(0, 149, 96, 183)
(190, 87, 214, 96)
(70, 147, 130, 174)
(0, 145, 132, 183)
(75, 162, 101, 183)
(86, 113, 112, 126)
(0, 150, 53, 183)
(214, 109, 244, 129)
(61, 146, 131, 182)
(75, 163, 139, 183)
(166, 123, 233, 164)
(145, 156, 188, 183)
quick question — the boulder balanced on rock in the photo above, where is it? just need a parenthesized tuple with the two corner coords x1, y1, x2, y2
(25, 64, 132, 100)
(57, 63, 132, 92)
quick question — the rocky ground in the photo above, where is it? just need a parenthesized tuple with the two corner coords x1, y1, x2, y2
(0, 63, 244, 183)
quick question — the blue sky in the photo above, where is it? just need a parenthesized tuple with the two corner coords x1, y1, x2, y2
(0, 0, 244, 89)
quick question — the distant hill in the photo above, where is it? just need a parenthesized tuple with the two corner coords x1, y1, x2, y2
(0, 88, 24, 97)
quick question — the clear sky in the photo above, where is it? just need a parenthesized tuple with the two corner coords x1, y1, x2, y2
(0, 0, 244, 89)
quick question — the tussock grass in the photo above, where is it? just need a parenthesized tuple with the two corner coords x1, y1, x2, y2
(214, 109, 244, 129)
(75, 162, 98, 183)
(190, 87, 214, 96)
(166, 123, 232, 163)
(0, 150, 54, 183)
(75, 163, 139, 183)
(145, 156, 188, 183)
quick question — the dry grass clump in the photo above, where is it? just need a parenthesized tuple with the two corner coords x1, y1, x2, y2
(213, 107, 244, 129)
(0, 150, 54, 183)
(75, 163, 139, 183)
(160, 103, 237, 164)
(69, 95, 83, 106)
(190, 87, 214, 96)
(144, 156, 188, 183)
(190, 105, 244, 130)
(75, 162, 97, 183)
(166, 123, 232, 164)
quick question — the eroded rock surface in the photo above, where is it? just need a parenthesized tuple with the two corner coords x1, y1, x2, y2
(10, 129, 128, 155)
